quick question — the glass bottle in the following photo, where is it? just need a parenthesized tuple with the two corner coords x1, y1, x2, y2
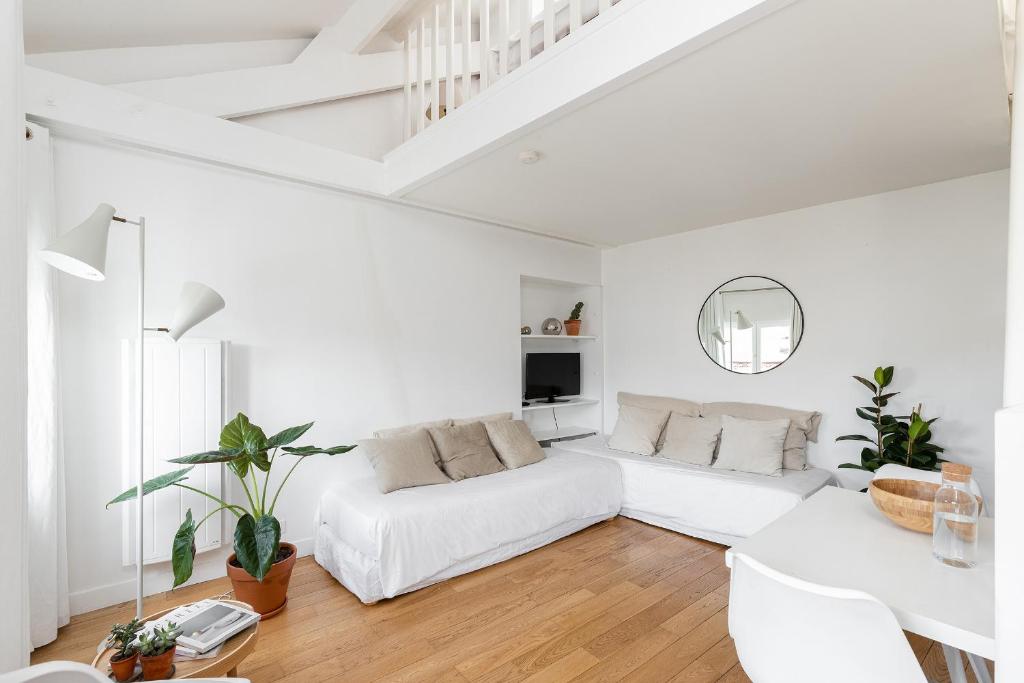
(932, 463, 979, 568)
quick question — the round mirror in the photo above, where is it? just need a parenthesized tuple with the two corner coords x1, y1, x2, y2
(697, 276, 804, 374)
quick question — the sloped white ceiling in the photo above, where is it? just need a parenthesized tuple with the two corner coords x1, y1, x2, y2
(405, 0, 1011, 246)
(24, 0, 361, 53)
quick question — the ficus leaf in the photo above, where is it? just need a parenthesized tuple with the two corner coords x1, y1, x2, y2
(836, 434, 873, 442)
(873, 367, 886, 387)
(853, 376, 877, 393)
(107, 467, 194, 508)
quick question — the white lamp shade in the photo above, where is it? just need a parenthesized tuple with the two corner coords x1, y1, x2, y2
(39, 203, 115, 281)
(167, 282, 225, 341)
(711, 329, 727, 345)
(735, 310, 753, 330)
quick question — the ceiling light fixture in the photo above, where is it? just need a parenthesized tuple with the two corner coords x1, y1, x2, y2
(518, 150, 542, 165)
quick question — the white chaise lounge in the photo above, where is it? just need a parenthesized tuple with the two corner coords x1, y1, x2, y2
(313, 447, 622, 604)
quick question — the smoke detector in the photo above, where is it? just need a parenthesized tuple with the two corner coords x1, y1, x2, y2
(518, 150, 543, 165)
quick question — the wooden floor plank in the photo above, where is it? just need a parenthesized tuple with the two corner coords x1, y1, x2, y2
(30, 516, 970, 683)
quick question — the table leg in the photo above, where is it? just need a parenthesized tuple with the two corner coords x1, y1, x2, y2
(967, 652, 994, 683)
(228, 667, 237, 676)
(941, 644, 969, 683)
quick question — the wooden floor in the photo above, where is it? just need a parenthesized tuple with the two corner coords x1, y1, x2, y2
(33, 517, 988, 682)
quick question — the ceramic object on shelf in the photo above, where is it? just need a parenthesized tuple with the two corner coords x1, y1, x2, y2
(564, 320, 582, 336)
(541, 318, 562, 335)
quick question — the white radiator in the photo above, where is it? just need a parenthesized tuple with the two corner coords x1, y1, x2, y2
(121, 338, 227, 566)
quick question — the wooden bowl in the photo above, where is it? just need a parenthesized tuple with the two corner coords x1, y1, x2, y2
(868, 478, 940, 534)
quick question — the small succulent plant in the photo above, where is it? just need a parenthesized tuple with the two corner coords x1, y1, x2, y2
(568, 302, 584, 321)
(108, 618, 143, 660)
(138, 623, 180, 658)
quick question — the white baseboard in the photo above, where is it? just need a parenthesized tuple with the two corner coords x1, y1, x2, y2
(69, 537, 314, 616)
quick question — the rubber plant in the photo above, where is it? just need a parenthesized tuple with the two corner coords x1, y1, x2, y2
(107, 413, 355, 587)
(836, 366, 945, 474)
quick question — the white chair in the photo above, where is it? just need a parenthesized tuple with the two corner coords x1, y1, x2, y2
(728, 552, 931, 683)
(0, 661, 250, 683)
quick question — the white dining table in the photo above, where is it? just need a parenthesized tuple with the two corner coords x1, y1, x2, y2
(725, 485, 994, 683)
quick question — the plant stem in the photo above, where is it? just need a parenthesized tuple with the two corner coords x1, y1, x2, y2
(195, 505, 234, 529)
(249, 469, 263, 517)
(260, 448, 277, 512)
(268, 456, 304, 516)
(172, 484, 245, 518)
(236, 471, 259, 515)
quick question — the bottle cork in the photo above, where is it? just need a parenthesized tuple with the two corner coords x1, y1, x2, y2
(942, 462, 972, 483)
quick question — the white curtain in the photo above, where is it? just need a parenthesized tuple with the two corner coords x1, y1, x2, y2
(25, 123, 70, 648)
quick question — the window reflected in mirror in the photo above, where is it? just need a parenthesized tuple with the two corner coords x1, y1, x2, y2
(697, 276, 804, 374)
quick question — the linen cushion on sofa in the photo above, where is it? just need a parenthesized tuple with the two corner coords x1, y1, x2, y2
(701, 402, 821, 470)
(360, 431, 451, 494)
(428, 422, 507, 481)
(374, 418, 453, 466)
(485, 419, 546, 469)
(713, 415, 789, 477)
(658, 414, 722, 466)
(453, 412, 514, 425)
(618, 392, 700, 448)
(608, 404, 671, 456)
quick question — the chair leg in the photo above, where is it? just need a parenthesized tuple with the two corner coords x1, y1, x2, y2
(941, 644, 969, 683)
(967, 652, 994, 683)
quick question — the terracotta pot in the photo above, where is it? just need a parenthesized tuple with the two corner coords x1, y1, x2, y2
(226, 542, 297, 618)
(109, 651, 138, 682)
(140, 646, 175, 681)
(564, 320, 582, 336)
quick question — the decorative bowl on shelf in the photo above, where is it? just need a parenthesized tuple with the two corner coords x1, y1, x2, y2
(868, 478, 940, 534)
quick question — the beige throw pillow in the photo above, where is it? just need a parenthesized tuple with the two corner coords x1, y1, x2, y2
(618, 392, 701, 448)
(713, 415, 789, 477)
(360, 431, 451, 494)
(453, 412, 514, 425)
(485, 420, 546, 469)
(608, 404, 671, 456)
(658, 414, 722, 466)
(374, 418, 453, 467)
(701, 402, 821, 470)
(428, 422, 507, 481)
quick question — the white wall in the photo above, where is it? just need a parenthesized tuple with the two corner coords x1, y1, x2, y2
(1, 0, 29, 670)
(50, 135, 600, 614)
(603, 171, 1008, 500)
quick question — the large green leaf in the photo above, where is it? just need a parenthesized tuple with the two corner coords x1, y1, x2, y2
(873, 367, 886, 387)
(228, 456, 250, 479)
(220, 413, 268, 455)
(281, 444, 357, 457)
(266, 422, 314, 448)
(233, 514, 281, 582)
(168, 448, 243, 465)
(835, 434, 873, 443)
(249, 448, 272, 473)
(855, 408, 880, 422)
(106, 467, 194, 508)
(171, 510, 197, 588)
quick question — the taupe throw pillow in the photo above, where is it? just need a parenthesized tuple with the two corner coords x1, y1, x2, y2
(453, 412, 514, 425)
(374, 418, 452, 467)
(360, 431, 451, 494)
(658, 414, 721, 466)
(701, 402, 821, 471)
(428, 422, 507, 481)
(607, 404, 671, 456)
(485, 420, 546, 469)
(712, 415, 789, 477)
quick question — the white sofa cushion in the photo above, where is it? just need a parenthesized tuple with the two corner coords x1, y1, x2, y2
(713, 416, 789, 477)
(658, 414, 722, 466)
(486, 419, 546, 469)
(608, 404, 671, 455)
(701, 401, 821, 471)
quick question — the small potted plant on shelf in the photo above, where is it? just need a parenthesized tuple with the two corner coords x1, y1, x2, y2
(564, 302, 584, 336)
(107, 414, 355, 618)
(138, 622, 179, 681)
(107, 618, 143, 682)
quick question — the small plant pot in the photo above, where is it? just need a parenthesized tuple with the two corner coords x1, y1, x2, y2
(140, 647, 175, 681)
(109, 651, 139, 682)
(226, 542, 297, 618)
(564, 320, 582, 336)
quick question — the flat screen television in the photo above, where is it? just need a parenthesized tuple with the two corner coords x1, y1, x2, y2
(524, 353, 581, 403)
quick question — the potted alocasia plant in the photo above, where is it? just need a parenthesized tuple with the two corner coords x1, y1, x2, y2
(108, 413, 355, 617)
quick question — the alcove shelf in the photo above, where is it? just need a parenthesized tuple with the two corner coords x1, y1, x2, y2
(520, 335, 597, 341)
(521, 398, 600, 412)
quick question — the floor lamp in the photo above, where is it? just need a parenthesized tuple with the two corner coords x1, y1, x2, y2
(40, 203, 226, 620)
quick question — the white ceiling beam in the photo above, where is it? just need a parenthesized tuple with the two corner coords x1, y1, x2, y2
(25, 67, 387, 196)
(296, 0, 411, 61)
(114, 44, 481, 119)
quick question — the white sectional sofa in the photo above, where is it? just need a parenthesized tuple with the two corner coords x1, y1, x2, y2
(314, 446, 622, 604)
(313, 396, 835, 603)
